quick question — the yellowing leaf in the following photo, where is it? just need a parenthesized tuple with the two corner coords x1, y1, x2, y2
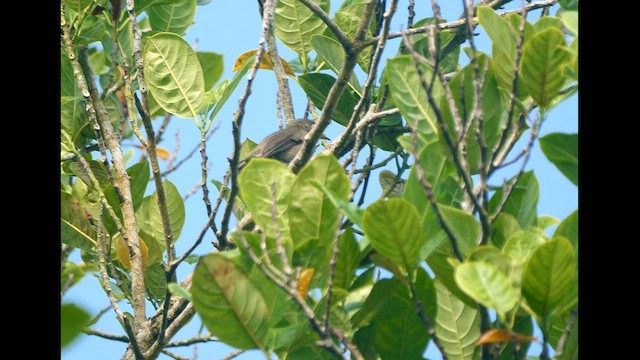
(155, 146, 171, 160)
(298, 268, 314, 300)
(133, 145, 171, 160)
(233, 49, 296, 77)
(476, 329, 538, 345)
(116, 233, 149, 270)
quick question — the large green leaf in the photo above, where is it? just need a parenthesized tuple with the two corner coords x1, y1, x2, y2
(61, 191, 96, 251)
(63, 0, 93, 13)
(554, 210, 578, 255)
(560, 10, 578, 36)
(403, 140, 456, 216)
(310, 35, 362, 95)
(520, 27, 572, 109)
(289, 154, 350, 249)
(501, 228, 547, 264)
(275, 0, 329, 68)
(478, 6, 526, 97)
(332, 228, 361, 291)
(333, 4, 373, 72)
(386, 55, 441, 138)
(61, 49, 89, 147)
(373, 273, 433, 360)
(143, 32, 204, 118)
(197, 51, 224, 90)
(192, 253, 269, 350)
(522, 237, 575, 324)
(455, 261, 518, 320)
(61, 303, 91, 348)
(435, 279, 480, 360)
(489, 171, 539, 228)
(539, 133, 578, 185)
(145, 262, 167, 302)
(362, 198, 425, 270)
(149, 180, 186, 243)
(146, 0, 196, 35)
(298, 73, 358, 126)
(351, 279, 399, 328)
(438, 205, 482, 258)
(478, 6, 516, 56)
(127, 160, 150, 212)
(239, 158, 296, 245)
(490, 213, 521, 249)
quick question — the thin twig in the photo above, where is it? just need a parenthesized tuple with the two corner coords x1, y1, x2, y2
(83, 328, 130, 343)
(161, 349, 190, 360)
(222, 350, 247, 360)
(217, 0, 276, 249)
(408, 281, 449, 360)
(406, 127, 464, 262)
(322, 209, 345, 333)
(554, 305, 578, 358)
(489, 115, 541, 223)
(166, 335, 217, 348)
(361, 0, 559, 48)
(161, 122, 220, 178)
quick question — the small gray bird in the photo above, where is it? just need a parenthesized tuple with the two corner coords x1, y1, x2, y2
(239, 119, 326, 169)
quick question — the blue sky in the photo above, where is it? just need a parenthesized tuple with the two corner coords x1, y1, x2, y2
(62, 1, 577, 359)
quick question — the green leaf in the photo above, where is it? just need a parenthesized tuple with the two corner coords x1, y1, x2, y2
(333, 228, 361, 290)
(61, 303, 91, 348)
(554, 210, 578, 255)
(438, 205, 482, 258)
(386, 55, 441, 137)
(239, 158, 296, 245)
(560, 10, 578, 36)
(143, 32, 204, 118)
(502, 228, 547, 264)
(351, 279, 399, 328)
(139, 180, 185, 246)
(298, 73, 358, 126)
(147, 0, 196, 35)
(455, 261, 518, 320)
(275, 0, 329, 68)
(127, 160, 151, 211)
(145, 263, 167, 301)
(63, 0, 93, 13)
(522, 237, 575, 323)
(184, 254, 200, 264)
(520, 27, 571, 109)
(192, 253, 269, 350)
(558, 0, 578, 10)
(353, 325, 377, 360)
(533, 16, 563, 33)
(168, 282, 192, 301)
(491, 213, 521, 249)
(435, 279, 481, 360)
(334, 5, 373, 72)
(539, 133, 578, 185)
(378, 170, 404, 198)
(489, 171, 539, 228)
(403, 140, 456, 216)
(363, 198, 425, 270)
(75, 16, 107, 45)
(289, 154, 350, 249)
(373, 274, 432, 360)
(197, 51, 224, 90)
(478, 6, 516, 56)
(208, 54, 253, 121)
(61, 262, 85, 290)
(537, 215, 559, 230)
(310, 35, 362, 95)
(61, 192, 96, 250)
(469, 245, 523, 299)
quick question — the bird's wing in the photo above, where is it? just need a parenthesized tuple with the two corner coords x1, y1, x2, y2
(258, 135, 303, 159)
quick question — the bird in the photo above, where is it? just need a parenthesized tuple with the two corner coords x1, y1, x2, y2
(239, 119, 327, 169)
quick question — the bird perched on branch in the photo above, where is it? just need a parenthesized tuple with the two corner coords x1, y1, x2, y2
(239, 119, 327, 169)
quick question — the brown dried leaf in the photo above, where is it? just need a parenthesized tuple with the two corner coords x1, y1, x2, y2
(298, 268, 314, 300)
(476, 329, 538, 345)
